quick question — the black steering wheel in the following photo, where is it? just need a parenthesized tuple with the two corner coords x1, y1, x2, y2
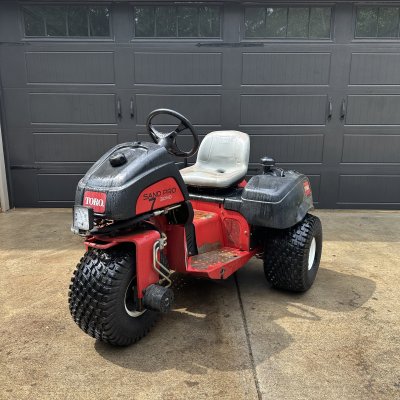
(146, 109, 200, 158)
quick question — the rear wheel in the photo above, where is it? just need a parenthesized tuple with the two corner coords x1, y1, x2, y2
(263, 214, 322, 292)
(68, 245, 158, 346)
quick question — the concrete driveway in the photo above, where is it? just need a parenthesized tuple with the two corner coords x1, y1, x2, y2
(0, 209, 399, 400)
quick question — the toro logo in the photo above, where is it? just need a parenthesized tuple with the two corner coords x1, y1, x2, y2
(303, 180, 312, 197)
(83, 191, 107, 213)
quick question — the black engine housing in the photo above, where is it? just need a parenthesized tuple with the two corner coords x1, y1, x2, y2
(238, 171, 313, 229)
(75, 141, 188, 221)
(190, 170, 313, 229)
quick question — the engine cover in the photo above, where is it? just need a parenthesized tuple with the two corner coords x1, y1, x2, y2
(224, 170, 314, 229)
(239, 171, 314, 229)
(75, 141, 188, 220)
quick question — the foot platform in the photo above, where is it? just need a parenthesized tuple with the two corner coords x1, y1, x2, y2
(187, 246, 256, 279)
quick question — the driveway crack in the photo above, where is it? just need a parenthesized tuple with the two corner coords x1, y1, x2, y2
(234, 273, 262, 400)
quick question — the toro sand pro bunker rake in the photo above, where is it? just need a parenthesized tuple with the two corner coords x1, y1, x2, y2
(69, 109, 323, 346)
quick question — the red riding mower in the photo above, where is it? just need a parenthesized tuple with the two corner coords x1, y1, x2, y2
(69, 109, 323, 346)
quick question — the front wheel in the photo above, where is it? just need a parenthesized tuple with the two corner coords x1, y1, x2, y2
(68, 245, 158, 346)
(263, 214, 323, 292)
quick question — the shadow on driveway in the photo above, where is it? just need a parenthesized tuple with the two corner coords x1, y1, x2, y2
(94, 265, 375, 373)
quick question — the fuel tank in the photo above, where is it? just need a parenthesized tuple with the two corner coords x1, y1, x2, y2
(225, 170, 314, 229)
(75, 141, 188, 220)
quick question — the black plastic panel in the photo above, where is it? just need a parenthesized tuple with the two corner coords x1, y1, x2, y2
(75, 141, 189, 220)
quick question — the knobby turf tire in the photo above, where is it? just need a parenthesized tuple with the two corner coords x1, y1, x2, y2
(68, 245, 159, 346)
(263, 214, 322, 292)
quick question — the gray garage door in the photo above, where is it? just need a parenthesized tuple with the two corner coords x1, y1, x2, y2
(0, 1, 399, 209)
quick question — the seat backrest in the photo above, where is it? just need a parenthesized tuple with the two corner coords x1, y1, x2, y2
(196, 131, 250, 172)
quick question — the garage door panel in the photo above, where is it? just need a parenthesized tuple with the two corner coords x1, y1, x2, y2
(37, 174, 83, 202)
(240, 95, 327, 125)
(249, 135, 324, 163)
(30, 93, 117, 124)
(350, 53, 400, 85)
(34, 133, 118, 163)
(140, 132, 323, 166)
(346, 95, 400, 125)
(11, 170, 38, 207)
(136, 94, 221, 125)
(134, 52, 222, 85)
(7, 128, 35, 165)
(1, 2, 399, 209)
(0, 46, 27, 88)
(26, 52, 115, 84)
(3, 89, 31, 128)
(242, 53, 331, 85)
(306, 175, 321, 203)
(342, 134, 400, 163)
(344, 124, 400, 134)
(338, 175, 400, 204)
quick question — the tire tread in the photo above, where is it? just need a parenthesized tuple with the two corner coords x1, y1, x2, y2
(68, 246, 158, 346)
(263, 214, 322, 292)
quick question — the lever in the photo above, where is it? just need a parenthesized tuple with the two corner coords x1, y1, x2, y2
(261, 156, 275, 174)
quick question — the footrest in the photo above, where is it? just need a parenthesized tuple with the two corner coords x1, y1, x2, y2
(190, 247, 239, 270)
(187, 247, 256, 279)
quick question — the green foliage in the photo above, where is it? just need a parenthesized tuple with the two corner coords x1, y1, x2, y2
(356, 6, 400, 38)
(23, 5, 110, 37)
(244, 6, 332, 39)
(134, 5, 221, 38)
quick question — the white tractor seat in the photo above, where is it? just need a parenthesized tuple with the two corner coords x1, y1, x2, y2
(180, 130, 250, 188)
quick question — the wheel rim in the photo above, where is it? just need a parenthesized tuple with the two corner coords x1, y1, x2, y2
(308, 238, 317, 271)
(124, 277, 146, 318)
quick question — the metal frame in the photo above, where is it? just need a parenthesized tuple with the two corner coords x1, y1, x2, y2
(0, 122, 10, 212)
(0, 63, 10, 212)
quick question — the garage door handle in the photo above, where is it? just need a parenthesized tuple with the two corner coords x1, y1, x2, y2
(116, 97, 122, 119)
(340, 99, 347, 120)
(10, 165, 40, 170)
(327, 98, 333, 121)
(130, 98, 134, 118)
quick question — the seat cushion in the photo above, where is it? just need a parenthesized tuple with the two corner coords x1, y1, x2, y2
(180, 130, 250, 188)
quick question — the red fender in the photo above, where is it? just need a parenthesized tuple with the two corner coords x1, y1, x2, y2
(85, 230, 160, 298)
